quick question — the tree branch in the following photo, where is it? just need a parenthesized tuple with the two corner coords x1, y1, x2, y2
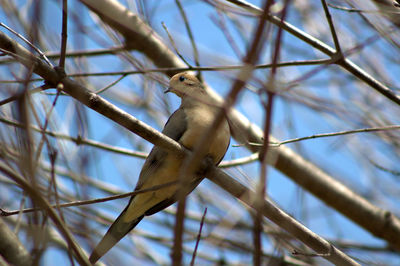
(0, 218, 32, 266)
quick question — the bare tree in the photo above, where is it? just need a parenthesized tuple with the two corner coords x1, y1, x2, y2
(0, 0, 400, 265)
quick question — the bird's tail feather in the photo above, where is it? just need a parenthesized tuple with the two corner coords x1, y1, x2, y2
(89, 209, 144, 264)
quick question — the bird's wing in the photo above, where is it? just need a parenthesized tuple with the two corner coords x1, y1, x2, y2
(215, 113, 231, 165)
(134, 107, 187, 190)
(162, 107, 188, 141)
(133, 106, 205, 216)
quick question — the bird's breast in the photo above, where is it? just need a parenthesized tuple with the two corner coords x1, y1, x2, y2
(180, 105, 230, 163)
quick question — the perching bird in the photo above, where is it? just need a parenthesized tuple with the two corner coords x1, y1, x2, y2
(89, 72, 230, 264)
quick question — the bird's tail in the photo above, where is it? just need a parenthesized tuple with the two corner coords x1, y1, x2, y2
(89, 208, 144, 264)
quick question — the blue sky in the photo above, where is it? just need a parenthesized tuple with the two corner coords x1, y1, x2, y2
(1, 0, 400, 265)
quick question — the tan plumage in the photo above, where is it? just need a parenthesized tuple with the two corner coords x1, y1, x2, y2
(89, 72, 230, 264)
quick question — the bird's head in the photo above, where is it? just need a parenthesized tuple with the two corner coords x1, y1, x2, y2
(165, 72, 205, 98)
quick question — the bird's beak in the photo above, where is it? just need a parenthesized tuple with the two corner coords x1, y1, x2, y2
(164, 87, 172, 94)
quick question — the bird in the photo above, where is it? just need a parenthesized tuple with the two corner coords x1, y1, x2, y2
(89, 72, 231, 264)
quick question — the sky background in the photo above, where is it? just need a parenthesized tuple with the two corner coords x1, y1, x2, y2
(1, 0, 400, 265)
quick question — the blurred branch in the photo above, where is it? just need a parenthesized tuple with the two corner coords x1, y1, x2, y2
(371, 0, 400, 26)
(162, 22, 192, 68)
(58, 0, 68, 68)
(0, 161, 90, 265)
(225, 0, 400, 106)
(244, 125, 400, 147)
(0, 114, 262, 169)
(0, 59, 331, 83)
(252, 0, 288, 262)
(0, 22, 52, 66)
(0, 117, 148, 158)
(0, 46, 125, 65)
(0, 181, 178, 217)
(0, 218, 32, 266)
(207, 168, 359, 265)
(189, 207, 207, 266)
(320, 0, 341, 53)
(174, 0, 201, 70)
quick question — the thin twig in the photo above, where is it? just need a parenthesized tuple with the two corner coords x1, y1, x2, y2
(270, 125, 400, 146)
(162, 22, 192, 68)
(368, 159, 400, 177)
(210, 11, 243, 58)
(0, 181, 178, 217)
(0, 59, 332, 83)
(58, 0, 68, 68)
(321, 0, 341, 53)
(95, 74, 128, 94)
(0, 113, 260, 169)
(0, 86, 45, 106)
(190, 208, 207, 266)
(33, 88, 61, 163)
(175, 0, 201, 71)
(0, 22, 52, 66)
(0, 46, 125, 65)
(67, 59, 331, 76)
(232, 125, 400, 147)
(0, 116, 148, 158)
(226, 0, 400, 106)
(327, 3, 386, 13)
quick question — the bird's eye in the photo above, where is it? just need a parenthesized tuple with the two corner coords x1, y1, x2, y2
(179, 76, 186, 82)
